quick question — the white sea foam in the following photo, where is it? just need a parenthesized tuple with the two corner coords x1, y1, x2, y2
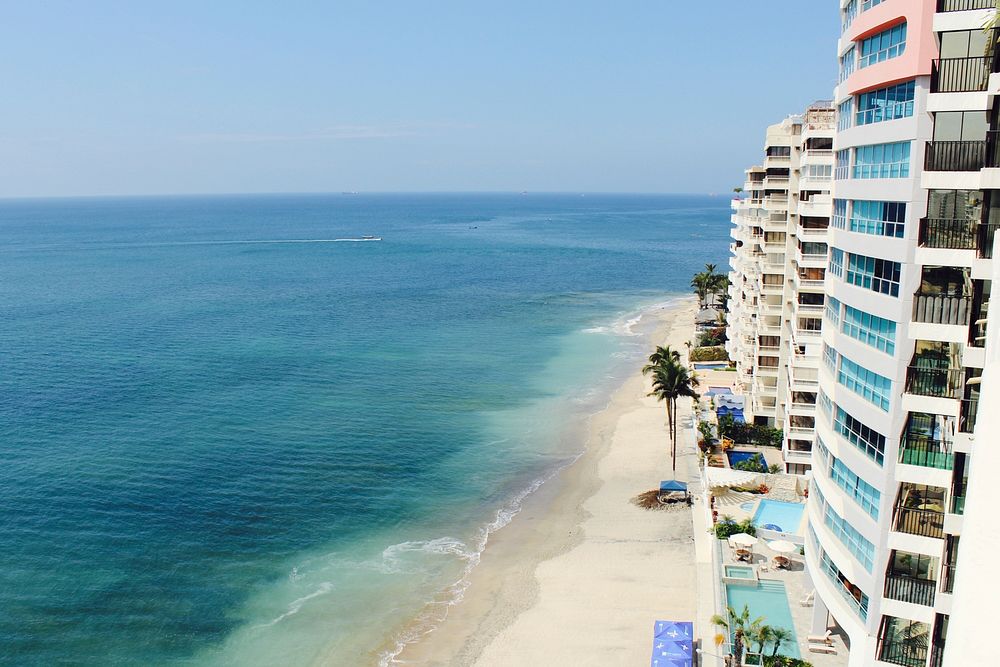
(582, 295, 688, 338)
(375, 466, 570, 667)
(253, 581, 335, 629)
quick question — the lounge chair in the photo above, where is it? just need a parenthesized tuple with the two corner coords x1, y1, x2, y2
(807, 630, 833, 645)
(799, 591, 814, 607)
(808, 644, 837, 655)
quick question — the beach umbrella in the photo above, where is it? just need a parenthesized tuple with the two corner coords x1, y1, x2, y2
(768, 540, 797, 554)
(728, 533, 758, 547)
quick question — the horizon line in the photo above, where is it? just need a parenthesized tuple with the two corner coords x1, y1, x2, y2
(0, 189, 731, 203)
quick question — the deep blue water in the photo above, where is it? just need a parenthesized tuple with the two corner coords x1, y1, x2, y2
(0, 193, 730, 665)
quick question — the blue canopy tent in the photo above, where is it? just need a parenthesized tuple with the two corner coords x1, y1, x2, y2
(650, 620, 694, 667)
(659, 480, 688, 493)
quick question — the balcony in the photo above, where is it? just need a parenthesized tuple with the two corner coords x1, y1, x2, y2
(977, 222, 999, 259)
(879, 636, 929, 667)
(931, 56, 991, 93)
(925, 140, 987, 172)
(884, 574, 937, 607)
(937, 0, 995, 10)
(911, 290, 972, 326)
(899, 434, 954, 470)
(917, 218, 978, 250)
(894, 506, 945, 539)
(905, 365, 964, 399)
(959, 397, 979, 433)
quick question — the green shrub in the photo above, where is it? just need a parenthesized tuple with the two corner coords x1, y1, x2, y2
(698, 326, 728, 347)
(690, 346, 729, 362)
(713, 516, 756, 540)
(763, 656, 813, 667)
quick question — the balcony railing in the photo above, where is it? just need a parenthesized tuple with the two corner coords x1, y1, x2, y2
(932, 56, 991, 93)
(925, 140, 987, 171)
(894, 506, 945, 539)
(960, 397, 979, 433)
(912, 291, 972, 326)
(884, 574, 937, 607)
(938, 0, 995, 11)
(978, 222, 999, 259)
(899, 434, 954, 470)
(905, 366, 964, 399)
(879, 636, 929, 667)
(941, 564, 957, 594)
(918, 217, 978, 249)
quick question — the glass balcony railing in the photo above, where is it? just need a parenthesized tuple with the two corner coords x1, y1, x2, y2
(960, 398, 979, 433)
(884, 574, 938, 607)
(951, 494, 966, 515)
(899, 434, 954, 470)
(912, 291, 972, 326)
(894, 506, 945, 539)
(926, 140, 987, 171)
(932, 56, 991, 93)
(905, 366, 964, 399)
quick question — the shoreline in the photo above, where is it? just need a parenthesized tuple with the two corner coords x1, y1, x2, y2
(379, 296, 700, 666)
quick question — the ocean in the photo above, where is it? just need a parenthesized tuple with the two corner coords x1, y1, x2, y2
(0, 193, 730, 666)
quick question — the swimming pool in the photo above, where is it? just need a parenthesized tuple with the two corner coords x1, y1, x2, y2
(752, 499, 805, 535)
(725, 579, 800, 658)
(727, 450, 767, 472)
(694, 362, 730, 370)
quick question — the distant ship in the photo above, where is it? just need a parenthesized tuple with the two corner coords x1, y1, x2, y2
(360, 235, 382, 241)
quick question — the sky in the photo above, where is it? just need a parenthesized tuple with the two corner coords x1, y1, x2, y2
(0, 1, 839, 197)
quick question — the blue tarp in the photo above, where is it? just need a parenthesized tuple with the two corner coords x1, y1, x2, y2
(659, 480, 688, 493)
(650, 620, 694, 667)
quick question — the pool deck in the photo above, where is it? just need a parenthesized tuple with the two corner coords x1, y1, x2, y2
(719, 541, 850, 667)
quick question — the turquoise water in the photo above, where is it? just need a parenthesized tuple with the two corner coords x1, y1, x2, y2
(724, 565, 755, 580)
(753, 500, 806, 535)
(725, 580, 800, 659)
(0, 193, 729, 665)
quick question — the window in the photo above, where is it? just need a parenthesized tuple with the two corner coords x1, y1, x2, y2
(933, 110, 988, 142)
(824, 498, 876, 571)
(818, 389, 833, 416)
(819, 549, 870, 620)
(832, 199, 848, 229)
(842, 0, 857, 32)
(939, 29, 991, 60)
(846, 252, 901, 296)
(856, 80, 915, 125)
(861, 0, 883, 9)
(853, 142, 910, 179)
(835, 149, 851, 180)
(825, 296, 842, 327)
(838, 353, 893, 411)
(842, 305, 896, 355)
(859, 23, 907, 68)
(838, 98, 853, 131)
(767, 145, 791, 157)
(805, 164, 832, 179)
(829, 247, 845, 278)
(926, 189, 982, 222)
(816, 435, 881, 519)
(839, 46, 856, 83)
(800, 241, 828, 257)
(849, 200, 906, 237)
(823, 342, 838, 372)
(835, 405, 887, 465)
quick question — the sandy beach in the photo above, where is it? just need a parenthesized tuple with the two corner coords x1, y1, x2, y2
(387, 297, 702, 666)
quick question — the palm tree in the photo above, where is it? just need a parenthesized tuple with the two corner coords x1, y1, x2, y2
(648, 361, 700, 471)
(751, 625, 774, 659)
(710, 604, 764, 667)
(768, 627, 793, 657)
(691, 271, 712, 308)
(642, 345, 681, 375)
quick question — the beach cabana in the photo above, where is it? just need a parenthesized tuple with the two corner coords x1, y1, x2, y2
(650, 620, 694, 667)
(657, 480, 689, 504)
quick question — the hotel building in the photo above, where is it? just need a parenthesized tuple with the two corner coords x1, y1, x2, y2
(803, 1, 998, 666)
(727, 104, 835, 476)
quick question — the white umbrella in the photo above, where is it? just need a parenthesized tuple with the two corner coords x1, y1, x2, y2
(768, 540, 797, 554)
(729, 533, 758, 547)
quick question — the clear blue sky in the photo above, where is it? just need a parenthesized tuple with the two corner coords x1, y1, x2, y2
(0, 1, 838, 197)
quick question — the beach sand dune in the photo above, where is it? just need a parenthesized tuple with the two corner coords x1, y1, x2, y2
(389, 300, 700, 667)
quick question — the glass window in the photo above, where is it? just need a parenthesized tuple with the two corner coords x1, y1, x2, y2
(933, 111, 987, 142)
(846, 252, 901, 296)
(853, 142, 910, 179)
(826, 296, 842, 327)
(839, 46, 856, 83)
(830, 457, 881, 518)
(824, 500, 876, 571)
(861, 0, 883, 10)
(838, 98, 853, 131)
(939, 29, 991, 59)
(843, 0, 857, 32)
(838, 354, 893, 411)
(823, 342, 838, 372)
(856, 80, 915, 125)
(859, 22, 907, 68)
(835, 149, 851, 180)
(833, 199, 848, 229)
(829, 247, 845, 278)
(849, 200, 906, 237)
(926, 189, 983, 222)
(842, 305, 896, 355)
(834, 405, 886, 465)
